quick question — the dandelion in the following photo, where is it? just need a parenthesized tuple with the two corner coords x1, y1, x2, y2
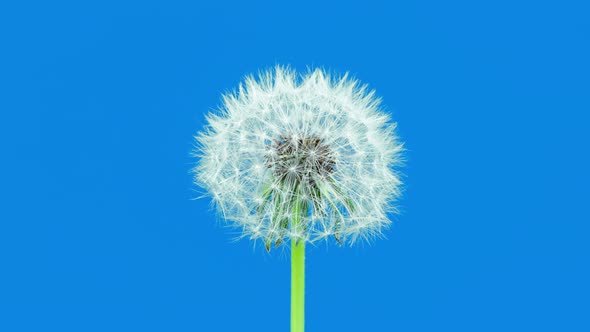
(192, 66, 404, 332)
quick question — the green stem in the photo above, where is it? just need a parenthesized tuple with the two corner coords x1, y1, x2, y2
(291, 194, 305, 332)
(291, 238, 305, 332)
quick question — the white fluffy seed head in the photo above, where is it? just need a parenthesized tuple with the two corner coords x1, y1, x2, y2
(193, 66, 404, 249)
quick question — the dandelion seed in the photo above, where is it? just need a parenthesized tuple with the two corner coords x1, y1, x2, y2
(193, 66, 403, 247)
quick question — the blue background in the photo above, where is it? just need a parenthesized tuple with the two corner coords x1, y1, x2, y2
(1, 1, 589, 331)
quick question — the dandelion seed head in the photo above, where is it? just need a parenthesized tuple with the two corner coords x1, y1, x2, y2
(193, 66, 403, 248)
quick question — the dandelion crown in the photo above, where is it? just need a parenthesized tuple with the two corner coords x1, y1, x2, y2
(194, 66, 403, 250)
